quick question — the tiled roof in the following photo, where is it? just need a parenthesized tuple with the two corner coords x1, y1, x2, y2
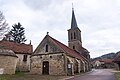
(0, 40, 33, 54)
(0, 49, 18, 57)
(48, 35, 87, 61)
(96, 59, 113, 63)
(79, 46, 89, 54)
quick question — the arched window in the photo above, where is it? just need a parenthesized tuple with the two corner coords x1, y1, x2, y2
(71, 33, 73, 40)
(74, 32, 76, 39)
(45, 45, 48, 52)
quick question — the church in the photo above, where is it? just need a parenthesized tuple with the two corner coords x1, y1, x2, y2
(30, 8, 91, 75)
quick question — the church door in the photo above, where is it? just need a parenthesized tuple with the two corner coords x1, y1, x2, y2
(42, 61, 49, 75)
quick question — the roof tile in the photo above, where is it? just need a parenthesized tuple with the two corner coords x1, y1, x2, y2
(48, 35, 87, 61)
(0, 40, 33, 54)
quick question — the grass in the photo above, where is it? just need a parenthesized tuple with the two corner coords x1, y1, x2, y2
(0, 72, 69, 80)
(0, 71, 25, 80)
(114, 72, 120, 80)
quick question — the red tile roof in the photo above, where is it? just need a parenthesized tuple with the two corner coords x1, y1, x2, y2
(48, 35, 88, 61)
(95, 59, 113, 63)
(0, 40, 33, 54)
(0, 49, 18, 57)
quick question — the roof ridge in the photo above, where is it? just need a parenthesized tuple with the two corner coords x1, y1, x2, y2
(1, 40, 32, 46)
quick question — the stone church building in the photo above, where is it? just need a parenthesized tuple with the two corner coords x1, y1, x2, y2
(30, 8, 91, 75)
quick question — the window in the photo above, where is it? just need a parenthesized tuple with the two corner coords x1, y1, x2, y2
(71, 33, 73, 40)
(74, 32, 76, 39)
(73, 46, 75, 49)
(45, 45, 48, 52)
(40, 56, 42, 58)
(50, 56, 52, 58)
(23, 55, 27, 62)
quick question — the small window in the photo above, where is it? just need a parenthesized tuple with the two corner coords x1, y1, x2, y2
(50, 56, 52, 58)
(23, 55, 27, 62)
(45, 45, 48, 52)
(40, 56, 42, 58)
(74, 32, 76, 39)
(71, 33, 73, 40)
(73, 46, 75, 49)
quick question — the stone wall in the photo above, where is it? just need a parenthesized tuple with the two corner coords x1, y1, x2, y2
(80, 60, 85, 72)
(49, 54, 65, 75)
(66, 56, 74, 75)
(34, 38, 63, 54)
(0, 56, 17, 74)
(74, 59, 80, 73)
(30, 53, 66, 75)
(30, 56, 42, 74)
(114, 63, 120, 70)
(16, 54, 30, 71)
(66, 56, 82, 75)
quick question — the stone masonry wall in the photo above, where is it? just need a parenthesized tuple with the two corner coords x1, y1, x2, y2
(34, 38, 63, 55)
(30, 53, 66, 75)
(0, 56, 17, 74)
(49, 54, 65, 75)
(16, 54, 30, 71)
(30, 56, 42, 74)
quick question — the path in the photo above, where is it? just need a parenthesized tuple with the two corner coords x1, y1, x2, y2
(67, 69, 115, 80)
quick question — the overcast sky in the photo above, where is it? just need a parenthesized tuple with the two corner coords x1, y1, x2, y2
(0, 0, 120, 58)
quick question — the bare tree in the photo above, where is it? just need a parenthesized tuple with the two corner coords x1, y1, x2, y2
(0, 11, 9, 40)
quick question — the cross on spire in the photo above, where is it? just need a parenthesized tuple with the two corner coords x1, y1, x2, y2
(72, 3, 74, 10)
(47, 32, 49, 35)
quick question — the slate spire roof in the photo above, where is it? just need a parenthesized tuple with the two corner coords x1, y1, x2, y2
(71, 7, 78, 29)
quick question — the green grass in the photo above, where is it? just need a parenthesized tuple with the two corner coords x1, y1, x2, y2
(14, 71, 25, 77)
(114, 72, 120, 80)
(0, 71, 25, 80)
(0, 72, 68, 80)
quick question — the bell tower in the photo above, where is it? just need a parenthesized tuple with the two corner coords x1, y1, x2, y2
(68, 7, 82, 53)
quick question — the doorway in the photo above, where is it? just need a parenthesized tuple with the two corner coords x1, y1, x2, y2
(42, 61, 49, 75)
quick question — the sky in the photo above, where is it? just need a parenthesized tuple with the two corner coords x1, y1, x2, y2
(0, 0, 120, 58)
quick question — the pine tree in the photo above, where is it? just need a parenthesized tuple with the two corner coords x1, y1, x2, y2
(0, 11, 9, 39)
(9, 22, 27, 43)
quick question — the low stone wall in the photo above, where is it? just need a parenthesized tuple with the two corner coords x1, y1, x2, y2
(0, 49, 18, 74)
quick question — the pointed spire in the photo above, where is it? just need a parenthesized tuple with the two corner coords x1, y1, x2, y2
(71, 4, 78, 29)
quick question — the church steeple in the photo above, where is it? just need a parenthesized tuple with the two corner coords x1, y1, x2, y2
(68, 5, 82, 52)
(71, 6, 78, 29)
(68, 5, 90, 60)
